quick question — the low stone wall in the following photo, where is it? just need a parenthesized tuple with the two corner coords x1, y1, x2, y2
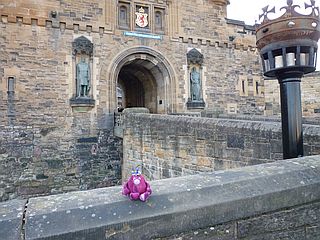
(0, 127, 122, 202)
(122, 113, 320, 181)
(1, 156, 320, 239)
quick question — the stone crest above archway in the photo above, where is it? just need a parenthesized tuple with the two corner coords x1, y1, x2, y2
(103, 46, 177, 114)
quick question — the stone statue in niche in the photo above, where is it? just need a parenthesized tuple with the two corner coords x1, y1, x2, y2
(76, 57, 90, 97)
(186, 48, 205, 109)
(190, 67, 201, 101)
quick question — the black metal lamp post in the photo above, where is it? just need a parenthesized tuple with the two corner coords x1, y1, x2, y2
(256, 0, 320, 159)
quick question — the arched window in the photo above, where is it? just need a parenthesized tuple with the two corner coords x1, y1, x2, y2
(119, 4, 130, 29)
(120, 7, 127, 21)
(154, 9, 164, 32)
(155, 11, 162, 26)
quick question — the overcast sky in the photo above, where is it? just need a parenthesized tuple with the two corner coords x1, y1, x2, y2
(227, 0, 320, 69)
(227, 0, 313, 25)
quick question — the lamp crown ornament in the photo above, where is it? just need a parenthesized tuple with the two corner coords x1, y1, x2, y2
(256, 0, 320, 77)
(259, 0, 319, 24)
(259, 5, 276, 22)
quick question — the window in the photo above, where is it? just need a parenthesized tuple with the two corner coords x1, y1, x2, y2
(155, 12, 162, 27)
(154, 9, 165, 32)
(253, 76, 261, 96)
(239, 76, 248, 96)
(242, 80, 245, 93)
(120, 7, 127, 21)
(8, 77, 15, 92)
(119, 3, 130, 29)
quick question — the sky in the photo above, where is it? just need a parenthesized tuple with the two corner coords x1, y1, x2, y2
(227, 0, 314, 25)
(227, 0, 320, 69)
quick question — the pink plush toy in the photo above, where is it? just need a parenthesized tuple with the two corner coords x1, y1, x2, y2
(122, 167, 152, 202)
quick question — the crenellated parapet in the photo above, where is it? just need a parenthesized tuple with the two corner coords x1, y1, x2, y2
(0, 14, 108, 34)
(177, 35, 257, 52)
(0, 14, 257, 53)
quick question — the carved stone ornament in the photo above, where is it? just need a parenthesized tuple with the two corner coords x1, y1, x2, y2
(135, 7, 149, 28)
(187, 48, 204, 65)
(72, 36, 93, 56)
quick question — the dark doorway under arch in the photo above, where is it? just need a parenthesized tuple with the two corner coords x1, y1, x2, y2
(117, 60, 158, 113)
(106, 46, 177, 114)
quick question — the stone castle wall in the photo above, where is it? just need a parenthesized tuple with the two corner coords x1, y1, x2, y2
(122, 113, 320, 180)
(0, 126, 122, 202)
(0, 0, 266, 201)
(0, 0, 264, 117)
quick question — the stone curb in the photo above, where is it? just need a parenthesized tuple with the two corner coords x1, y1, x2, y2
(19, 156, 320, 240)
(0, 199, 27, 240)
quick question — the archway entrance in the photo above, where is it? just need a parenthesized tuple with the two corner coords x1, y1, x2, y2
(107, 47, 177, 114)
(118, 61, 157, 112)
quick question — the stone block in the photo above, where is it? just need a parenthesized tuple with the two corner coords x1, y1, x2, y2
(253, 143, 271, 159)
(306, 223, 320, 240)
(0, 199, 26, 240)
(238, 201, 320, 238)
(270, 139, 282, 153)
(227, 135, 244, 149)
(18, 185, 50, 196)
(165, 222, 236, 240)
(238, 228, 305, 240)
(45, 159, 63, 169)
(77, 137, 98, 143)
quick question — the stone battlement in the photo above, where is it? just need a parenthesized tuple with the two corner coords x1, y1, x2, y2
(0, 13, 257, 52)
(1, 156, 320, 239)
(0, 14, 107, 34)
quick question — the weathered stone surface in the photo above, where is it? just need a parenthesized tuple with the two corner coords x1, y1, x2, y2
(0, 127, 122, 201)
(238, 228, 306, 240)
(265, 72, 320, 116)
(23, 157, 320, 240)
(122, 107, 150, 114)
(306, 223, 320, 240)
(0, 199, 26, 240)
(238, 202, 320, 238)
(123, 113, 320, 181)
(227, 135, 244, 149)
(163, 222, 236, 240)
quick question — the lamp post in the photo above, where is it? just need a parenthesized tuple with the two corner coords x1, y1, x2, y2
(256, 0, 320, 159)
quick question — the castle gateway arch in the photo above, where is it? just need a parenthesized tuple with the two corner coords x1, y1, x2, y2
(107, 47, 177, 114)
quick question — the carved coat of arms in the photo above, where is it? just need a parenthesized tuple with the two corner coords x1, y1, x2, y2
(135, 7, 148, 28)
